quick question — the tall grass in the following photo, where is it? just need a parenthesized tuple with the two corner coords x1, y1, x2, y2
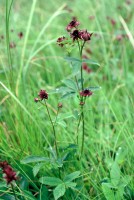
(0, 0, 134, 199)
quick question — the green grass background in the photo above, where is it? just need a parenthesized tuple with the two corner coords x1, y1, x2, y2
(0, 0, 134, 199)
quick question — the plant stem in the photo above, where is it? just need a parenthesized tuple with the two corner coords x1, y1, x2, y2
(6, 0, 14, 87)
(76, 113, 81, 144)
(54, 107, 59, 126)
(11, 183, 18, 200)
(44, 100, 58, 156)
(80, 110, 85, 158)
(79, 41, 86, 158)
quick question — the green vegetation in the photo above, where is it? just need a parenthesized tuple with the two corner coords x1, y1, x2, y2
(0, 0, 134, 199)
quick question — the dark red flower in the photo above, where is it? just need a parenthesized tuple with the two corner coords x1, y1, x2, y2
(82, 63, 88, 70)
(0, 161, 18, 184)
(0, 161, 8, 168)
(110, 19, 116, 26)
(58, 102, 63, 108)
(1, 35, 4, 40)
(57, 36, 67, 47)
(82, 63, 92, 74)
(66, 17, 80, 32)
(80, 89, 93, 97)
(80, 30, 93, 41)
(38, 90, 48, 100)
(70, 29, 81, 41)
(85, 48, 92, 54)
(34, 98, 39, 102)
(126, 0, 131, 5)
(116, 34, 123, 41)
(80, 101, 85, 106)
(87, 68, 92, 73)
(18, 32, 23, 39)
(10, 42, 16, 48)
(89, 16, 95, 20)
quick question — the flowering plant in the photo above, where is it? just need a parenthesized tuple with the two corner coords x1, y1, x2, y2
(30, 18, 100, 199)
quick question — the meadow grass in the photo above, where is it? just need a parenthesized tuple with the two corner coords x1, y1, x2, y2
(0, 0, 134, 199)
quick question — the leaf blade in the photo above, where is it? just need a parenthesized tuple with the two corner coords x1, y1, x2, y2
(53, 184, 66, 200)
(39, 177, 63, 186)
(64, 171, 80, 182)
(21, 156, 50, 164)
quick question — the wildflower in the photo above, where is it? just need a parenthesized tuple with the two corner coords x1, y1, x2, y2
(18, 32, 23, 39)
(87, 68, 92, 73)
(80, 89, 93, 97)
(80, 101, 85, 106)
(0, 161, 18, 184)
(126, 0, 131, 5)
(1, 35, 4, 40)
(10, 42, 16, 48)
(89, 16, 95, 20)
(85, 48, 92, 54)
(66, 17, 80, 32)
(34, 98, 39, 103)
(38, 89, 48, 100)
(58, 102, 63, 108)
(57, 36, 67, 47)
(110, 19, 116, 26)
(0, 161, 8, 168)
(70, 29, 81, 41)
(80, 30, 93, 41)
(116, 34, 123, 41)
(82, 63, 88, 70)
(82, 63, 92, 74)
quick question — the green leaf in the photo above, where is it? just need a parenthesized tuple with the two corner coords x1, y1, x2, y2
(21, 156, 50, 164)
(64, 56, 81, 63)
(37, 185, 49, 200)
(19, 176, 29, 190)
(50, 87, 71, 94)
(73, 110, 80, 120)
(102, 183, 115, 200)
(72, 62, 81, 75)
(119, 175, 131, 187)
(56, 120, 67, 127)
(61, 91, 76, 99)
(82, 59, 100, 66)
(22, 190, 37, 200)
(110, 162, 120, 187)
(65, 182, 77, 188)
(115, 186, 124, 200)
(115, 147, 127, 164)
(39, 177, 63, 186)
(0, 194, 16, 200)
(64, 171, 80, 182)
(88, 86, 101, 91)
(62, 79, 77, 91)
(33, 163, 44, 177)
(57, 112, 74, 120)
(0, 182, 6, 188)
(53, 184, 66, 200)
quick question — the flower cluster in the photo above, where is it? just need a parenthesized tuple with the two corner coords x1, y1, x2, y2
(66, 17, 80, 31)
(0, 161, 18, 184)
(18, 32, 23, 39)
(80, 89, 93, 97)
(57, 36, 67, 47)
(82, 63, 92, 74)
(34, 89, 48, 102)
(57, 17, 93, 46)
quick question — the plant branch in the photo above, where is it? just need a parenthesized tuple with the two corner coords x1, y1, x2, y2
(43, 100, 58, 156)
